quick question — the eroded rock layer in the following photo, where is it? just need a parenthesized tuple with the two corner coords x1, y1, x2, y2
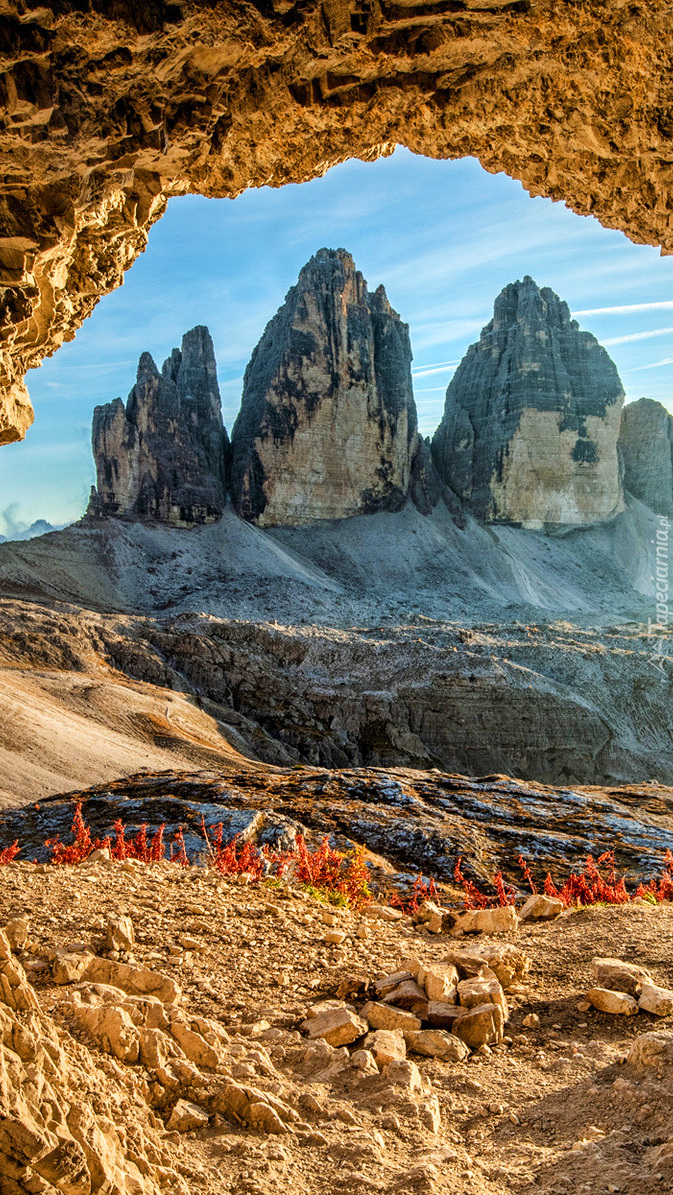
(88, 326, 229, 526)
(619, 398, 673, 517)
(431, 277, 625, 526)
(2, 1, 673, 445)
(231, 248, 419, 526)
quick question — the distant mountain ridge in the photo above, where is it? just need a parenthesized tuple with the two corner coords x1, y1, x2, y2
(0, 518, 61, 544)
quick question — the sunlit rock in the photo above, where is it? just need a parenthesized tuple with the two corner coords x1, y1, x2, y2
(431, 277, 625, 526)
(230, 248, 429, 526)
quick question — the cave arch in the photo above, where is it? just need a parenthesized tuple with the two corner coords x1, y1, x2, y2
(1, 0, 671, 445)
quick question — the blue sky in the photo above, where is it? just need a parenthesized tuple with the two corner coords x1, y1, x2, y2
(4, 148, 673, 532)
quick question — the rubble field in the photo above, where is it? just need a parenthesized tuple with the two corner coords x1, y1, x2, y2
(1, 854, 673, 1195)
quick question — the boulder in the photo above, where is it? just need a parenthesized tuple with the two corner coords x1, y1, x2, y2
(3, 916, 29, 951)
(432, 276, 625, 526)
(426, 1001, 462, 1031)
(442, 951, 494, 980)
(413, 900, 454, 934)
(350, 1049, 379, 1075)
(453, 907, 519, 935)
(105, 915, 134, 953)
(405, 1029, 469, 1061)
(586, 987, 639, 1016)
(301, 1005, 367, 1047)
(627, 1030, 673, 1068)
(417, 963, 459, 1003)
(381, 978, 428, 1016)
(385, 1059, 422, 1093)
(365, 1029, 406, 1067)
(211, 1083, 297, 1134)
(167, 1099, 209, 1132)
(478, 946, 531, 989)
(52, 951, 90, 985)
(457, 976, 508, 1019)
(452, 1003, 505, 1048)
(82, 957, 181, 1006)
(519, 894, 564, 922)
(72, 1003, 140, 1064)
(230, 248, 428, 526)
(375, 971, 414, 998)
(361, 1001, 422, 1033)
(638, 983, 673, 1017)
(592, 958, 652, 998)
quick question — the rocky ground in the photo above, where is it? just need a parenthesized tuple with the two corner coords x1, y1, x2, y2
(2, 766, 673, 892)
(0, 500, 659, 627)
(2, 856, 673, 1195)
(0, 589, 670, 807)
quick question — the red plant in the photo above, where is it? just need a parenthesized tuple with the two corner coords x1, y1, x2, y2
(518, 854, 538, 894)
(111, 820, 167, 863)
(203, 821, 267, 880)
(201, 821, 371, 907)
(540, 851, 630, 908)
(293, 834, 371, 908)
(46, 802, 185, 867)
(454, 856, 492, 909)
(494, 870, 517, 908)
(169, 829, 189, 867)
(46, 802, 106, 865)
(0, 841, 19, 865)
(390, 875, 439, 916)
(23, 801, 673, 916)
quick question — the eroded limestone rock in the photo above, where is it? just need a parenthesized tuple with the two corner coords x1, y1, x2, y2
(619, 398, 673, 517)
(432, 277, 625, 526)
(1, 2, 672, 450)
(88, 326, 229, 527)
(231, 248, 422, 526)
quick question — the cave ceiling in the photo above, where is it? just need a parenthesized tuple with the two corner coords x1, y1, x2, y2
(0, 0, 671, 444)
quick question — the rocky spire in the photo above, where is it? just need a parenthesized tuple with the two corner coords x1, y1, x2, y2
(619, 397, 673, 516)
(230, 248, 425, 526)
(431, 276, 625, 527)
(88, 326, 229, 526)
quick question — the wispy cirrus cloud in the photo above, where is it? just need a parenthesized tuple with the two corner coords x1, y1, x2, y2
(630, 356, 673, 371)
(411, 361, 459, 378)
(573, 300, 673, 317)
(602, 326, 673, 347)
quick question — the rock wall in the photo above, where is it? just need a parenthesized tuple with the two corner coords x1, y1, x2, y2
(89, 326, 229, 526)
(230, 248, 420, 526)
(432, 277, 625, 527)
(1, 1, 673, 446)
(619, 398, 673, 517)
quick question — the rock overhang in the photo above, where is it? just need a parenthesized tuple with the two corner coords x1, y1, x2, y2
(0, 0, 672, 445)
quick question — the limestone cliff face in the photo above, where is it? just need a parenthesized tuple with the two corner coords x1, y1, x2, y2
(619, 398, 673, 517)
(431, 277, 625, 527)
(230, 249, 421, 526)
(89, 326, 229, 526)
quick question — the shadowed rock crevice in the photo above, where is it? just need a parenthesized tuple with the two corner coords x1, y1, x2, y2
(1, 1, 673, 444)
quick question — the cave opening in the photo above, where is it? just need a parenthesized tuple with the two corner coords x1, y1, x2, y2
(3, 148, 673, 538)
